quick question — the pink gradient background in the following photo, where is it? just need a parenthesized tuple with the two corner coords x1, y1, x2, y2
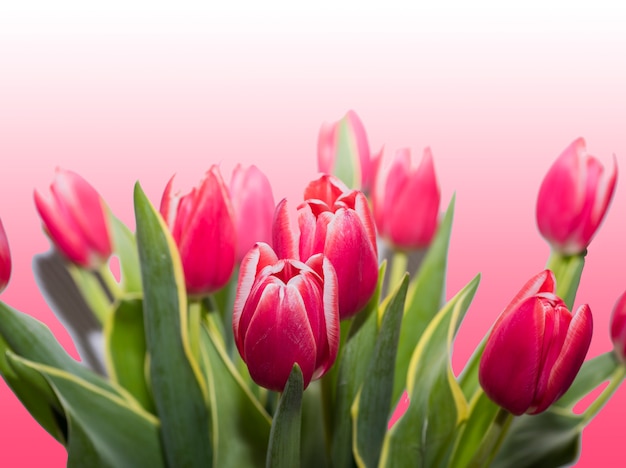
(1, 4, 625, 466)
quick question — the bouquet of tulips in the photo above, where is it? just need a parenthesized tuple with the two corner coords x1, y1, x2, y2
(0, 111, 623, 467)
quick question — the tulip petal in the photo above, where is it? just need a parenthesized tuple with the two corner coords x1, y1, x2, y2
(272, 198, 298, 260)
(303, 174, 349, 208)
(0, 219, 11, 292)
(530, 304, 593, 414)
(479, 296, 545, 415)
(243, 284, 317, 391)
(498, 270, 556, 323)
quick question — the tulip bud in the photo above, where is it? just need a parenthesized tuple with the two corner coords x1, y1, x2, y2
(0, 218, 11, 293)
(229, 164, 275, 263)
(318, 110, 380, 192)
(536, 138, 617, 255)
(372, 147, 440, 250)
(479, 270, 593, 415)
(160, 166, 236, 296)
(34, 168, 113, 269)
(273, 175, 378, 319)
(232, 243, 339, 391)
(610, 290, 626, 364)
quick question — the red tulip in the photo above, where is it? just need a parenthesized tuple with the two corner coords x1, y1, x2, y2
(160, 166, 236, 296)
(0, 218, 11, 292)
(34, 168, 112, 269)
(536, 138, 617, 255)
(318, 110, 380, 192)
(479, 270, 593, 415)
(610, 290, 626, 363)
(273, 175, 378, 319)
(232, 242, 339, 391)
(229, 164, 275, 263)
(372, 147, 440, 250)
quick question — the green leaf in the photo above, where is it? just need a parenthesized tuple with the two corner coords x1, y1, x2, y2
(392, 196, 455, 404)
(104, 298, 154, 413)
(458, 336, 486, 400)
(200, 320, 271, 467)
(380, 275, 480, 468)
(0, 301, 132, 401)
(448, 390, 501, 467)
(0, 333, 66, 443)
(134, 182, 212, 467)
(6, 352, 164, 468)
(352, 274, 409, 467)
(66, 265, 113, 325)
(330, 263, 387, 468)
(266, 364, 304, 468)
(108, 212, 142, 294)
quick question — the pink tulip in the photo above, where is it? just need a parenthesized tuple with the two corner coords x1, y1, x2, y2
(536, 138, 617, 255)
(0, 218, 11, 292)
(610, 290, 626, 363)
(160, 166, 236, 296)
(372, 147, 440, 250)
(232, 242, 339, 391)
(274, 174, 378, 319)
(34, 168, 112, 269)
(229, 164, 275, 263)
(479, 270, 593, 415)
(318, 110, 380, 192)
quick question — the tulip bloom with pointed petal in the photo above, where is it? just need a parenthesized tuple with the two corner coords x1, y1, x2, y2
(372, 147, 440, 250)
(610, 290, 626, 364)
(233, 242, 339, 391)
(34, 168, 112, 269)
(274, 175, 378, 319)
(0, 218, 11, 293)
(479, 270, 593, 415)
(537, 138, 617, 255)
(229, 164, 275, 263)
(160, 166, 236, 296)
(318, 110, 381, 192)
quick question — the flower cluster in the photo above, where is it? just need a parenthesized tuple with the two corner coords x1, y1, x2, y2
(0, 111, 622, 468)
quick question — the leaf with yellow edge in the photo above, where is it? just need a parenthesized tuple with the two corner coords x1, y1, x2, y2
(380, 274, 480, 468)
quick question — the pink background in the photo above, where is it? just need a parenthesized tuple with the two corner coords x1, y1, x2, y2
(1, 3, 625, 466)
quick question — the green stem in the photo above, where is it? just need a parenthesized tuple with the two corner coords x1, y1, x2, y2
(188, 300, 202, 365)
(545, 250, 585, 310)
(466, 407, 513, 468)
(581, 363, 626, 425)
(98, 263, 123, 300)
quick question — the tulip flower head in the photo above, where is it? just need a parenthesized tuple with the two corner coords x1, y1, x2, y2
(479, 270, 593, 415)
(233, 243, 339, 391)
(274, 174, 378, 319)
(372, 147, 440, 251)
(610, 290, 626, 364)
(0, 218, 11, 292)
(229, 164, 275, 263)
(160, 166, 236, 296)
(536, 138, 617, 255)
(34, 168, 112, 269)
(318, 110, 380, 192)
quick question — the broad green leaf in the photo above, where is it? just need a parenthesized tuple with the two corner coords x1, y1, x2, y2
(0, 301, 133, 402)
(6, 352, 164, 468)
(0, 333, 66, 443)
(134, 183, 212, 467)
(266, 364, 304, 468)
(392, 196, 455, 403)
(352, 274, 408, 467)
(104, 298, 154, 413)
(330, 263, 386, 468)
(492, 352, 624, 468)
(108, 211, 142, 294)
(301, 380, 327, 468)
(380, 275, 479, 468)
(200, 320, 271, 467)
